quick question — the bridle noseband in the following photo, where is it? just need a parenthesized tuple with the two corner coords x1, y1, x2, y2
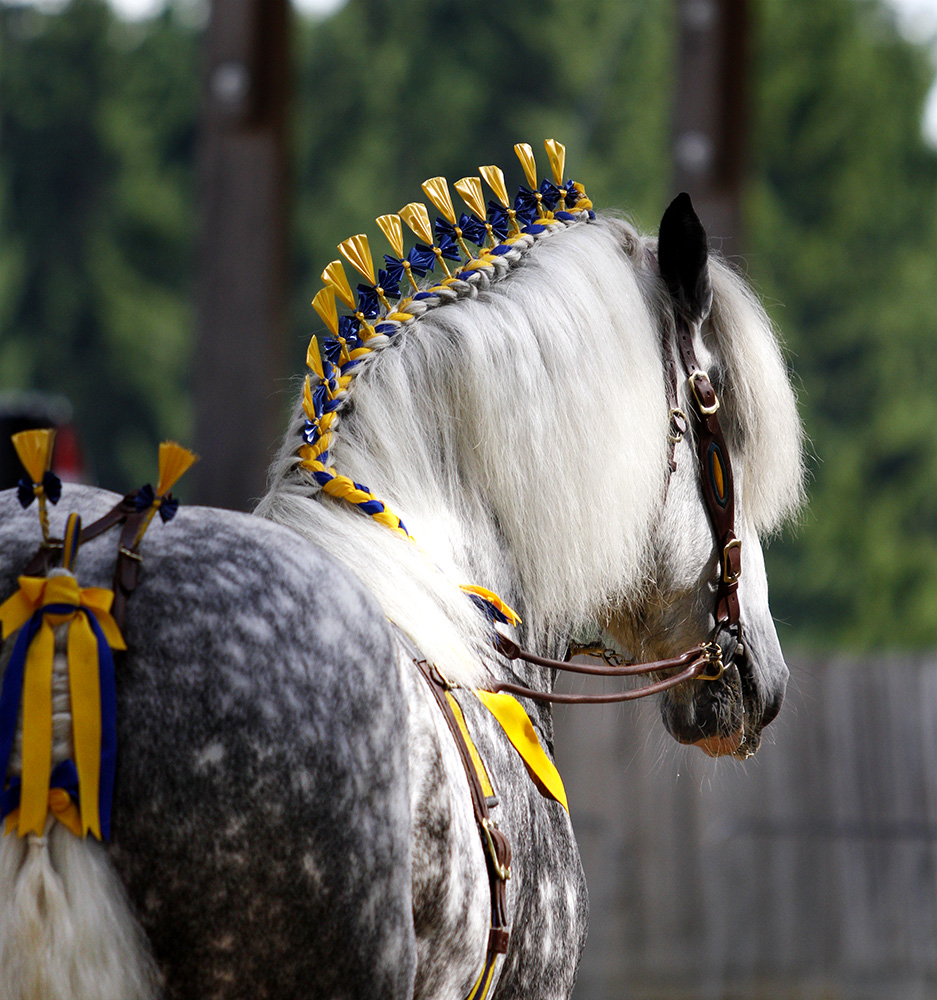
(488, 302, 743, 704)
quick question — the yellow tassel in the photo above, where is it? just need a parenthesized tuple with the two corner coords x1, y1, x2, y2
(312, 288, 339, 337)
(322, 259, 356, 310)
(155, 443, 198, 498)
(302, 377, 316, 421)
(306, 336, 325, 380)
(454, 176, 486, 221)
(421, 177, 456, 225)
(11, 429, 55, 484)
(514, 142, 538, 191)
(479, 165, 521, 234)
(339, 234, 376, 286)
(399, 202, 434, 246)
(544, 139, 566, 186)
(479, 164, 509, 207)
(376, 213, 405, 258)
(460, 584, 522, 626)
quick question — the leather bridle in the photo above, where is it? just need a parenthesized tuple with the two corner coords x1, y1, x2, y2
(486, 308, 743, 704)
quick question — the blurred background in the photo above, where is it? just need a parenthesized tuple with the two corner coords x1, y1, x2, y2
(1, 0, 937, 996)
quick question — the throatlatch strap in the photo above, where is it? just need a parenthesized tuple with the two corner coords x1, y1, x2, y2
(414, 658, 511, 990)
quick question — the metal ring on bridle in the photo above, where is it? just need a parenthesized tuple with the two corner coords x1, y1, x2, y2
(668, 407, 688, 443)
(695, 641, 725, 681)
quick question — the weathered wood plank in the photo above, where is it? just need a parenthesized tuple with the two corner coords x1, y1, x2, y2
(554, 654, 937, 999)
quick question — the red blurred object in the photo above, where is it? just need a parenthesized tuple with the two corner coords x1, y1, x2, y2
(0, 392, 87, 490)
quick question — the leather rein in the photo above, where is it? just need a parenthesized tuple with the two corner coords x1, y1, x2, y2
(486, 308, 743, 705)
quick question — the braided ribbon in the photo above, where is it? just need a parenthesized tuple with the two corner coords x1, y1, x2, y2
(0, 575, 125, 839)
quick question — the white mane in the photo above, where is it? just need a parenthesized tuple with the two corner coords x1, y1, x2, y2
(256, 215, 802, 687)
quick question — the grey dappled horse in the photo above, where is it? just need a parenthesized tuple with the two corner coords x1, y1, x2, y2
(0, 197, 802, 1000)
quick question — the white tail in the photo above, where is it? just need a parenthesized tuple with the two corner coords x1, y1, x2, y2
(0, 570, 160, 1000)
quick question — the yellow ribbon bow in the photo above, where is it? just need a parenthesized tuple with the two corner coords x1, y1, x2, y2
(0, 575, 125, 838)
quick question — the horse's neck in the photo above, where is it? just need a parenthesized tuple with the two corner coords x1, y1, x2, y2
(261, 218, 674, 694)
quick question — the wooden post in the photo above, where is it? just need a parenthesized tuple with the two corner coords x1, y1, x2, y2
(672, 0, 749, 253)
(193, 0, 289, 510)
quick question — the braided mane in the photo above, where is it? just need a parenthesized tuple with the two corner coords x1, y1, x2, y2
(256, 144, 802, 688)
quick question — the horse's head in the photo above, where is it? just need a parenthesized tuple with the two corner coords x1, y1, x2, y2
(604, 194, 803, 759)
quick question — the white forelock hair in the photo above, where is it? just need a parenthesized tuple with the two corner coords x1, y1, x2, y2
(257, 215, 803, 687)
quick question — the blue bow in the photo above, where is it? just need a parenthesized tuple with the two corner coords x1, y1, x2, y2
(135, 485, 180, 523)
(17, 471, 62, 510)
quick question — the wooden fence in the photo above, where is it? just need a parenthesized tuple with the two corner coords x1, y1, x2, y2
(553, 654, 937, 1000)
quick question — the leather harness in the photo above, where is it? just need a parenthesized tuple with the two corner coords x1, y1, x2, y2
(21, 491, 150, 632)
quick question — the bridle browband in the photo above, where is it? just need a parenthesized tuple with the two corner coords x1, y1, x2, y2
(486, 303, 743, 705)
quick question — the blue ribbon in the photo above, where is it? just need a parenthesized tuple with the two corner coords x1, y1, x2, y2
(0, 604, 118, 839)
(436, 233, 461, 263)
(514, 187, 540, 225)
(485, 202, 510, 240)
(16, 471, 62, 510)
(1, 760, 80, 823)
(135, 484, 179, 523)
(563, 180, 581, 208)
(355, 285, 381, 320)
(377, 268, 401, 300)
(323, 338, 345, 366)
(458, 213, 488, 247)
(337, 315, 361, 351)
(407, 245, 437, 277)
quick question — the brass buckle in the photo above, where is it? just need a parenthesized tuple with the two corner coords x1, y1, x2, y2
(722, 538, 742, 584)
(688, 370, 720, 415)
(480, 818, 511, 880)
(697, 641, 725, 681)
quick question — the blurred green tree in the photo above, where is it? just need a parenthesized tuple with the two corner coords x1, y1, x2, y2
(747, 0, 937, 646)
(0, 0, 198, 489)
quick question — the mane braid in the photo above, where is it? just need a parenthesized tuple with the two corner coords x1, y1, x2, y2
(292, 140, 594, 624)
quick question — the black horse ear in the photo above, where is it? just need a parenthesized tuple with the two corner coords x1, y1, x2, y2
(657, 193, 713, 325)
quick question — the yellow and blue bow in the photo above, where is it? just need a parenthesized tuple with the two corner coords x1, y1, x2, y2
(0, 574, 125, 839)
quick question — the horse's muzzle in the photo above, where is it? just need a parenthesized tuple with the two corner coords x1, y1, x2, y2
(660, 630, 785, 759)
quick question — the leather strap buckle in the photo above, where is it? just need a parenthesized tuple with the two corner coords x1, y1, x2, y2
(688, 370, 720, 415)
(722, 538, 742, 584)
(480, 818, 511, 881)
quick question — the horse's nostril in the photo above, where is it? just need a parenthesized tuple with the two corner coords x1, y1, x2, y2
(761, 688, 784, 728)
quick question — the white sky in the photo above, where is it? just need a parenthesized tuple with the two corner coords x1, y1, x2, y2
(8, 0, 937, 142)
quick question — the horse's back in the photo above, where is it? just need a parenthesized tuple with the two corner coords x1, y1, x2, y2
(0, 486, 416, 1000)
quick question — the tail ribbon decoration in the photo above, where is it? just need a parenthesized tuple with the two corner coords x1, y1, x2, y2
(0, 574, 126, 839)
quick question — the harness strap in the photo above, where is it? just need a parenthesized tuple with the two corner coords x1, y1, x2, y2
(19, 493, 148, 632)
(414, 658, 511, 970)
(674, 315, 741, 625)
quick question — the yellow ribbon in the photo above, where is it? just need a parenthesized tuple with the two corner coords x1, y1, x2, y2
(0, 575, 125, 838)
(476, 689, 568, 812)
(5, 787, 83, 838)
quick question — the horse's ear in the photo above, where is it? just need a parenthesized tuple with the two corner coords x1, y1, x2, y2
(657, 192, 713, 325)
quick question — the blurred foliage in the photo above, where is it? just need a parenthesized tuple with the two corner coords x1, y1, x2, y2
(747, 0, 937, 646)
(0, 0, 198, 488)
(1, 0, 936, 647)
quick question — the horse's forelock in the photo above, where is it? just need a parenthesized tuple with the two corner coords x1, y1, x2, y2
(705, 257, 805, 535)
